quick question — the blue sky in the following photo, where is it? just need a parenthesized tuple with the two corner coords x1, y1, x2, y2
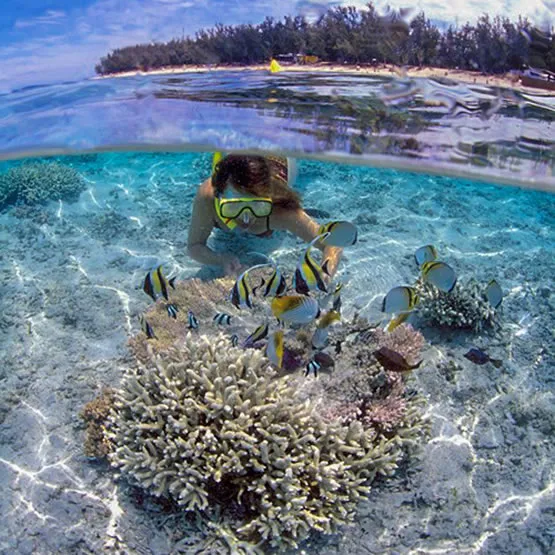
(0, 0, 553, 91)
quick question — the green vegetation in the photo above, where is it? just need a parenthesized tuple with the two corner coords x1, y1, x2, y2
(95, 3, 555, 75)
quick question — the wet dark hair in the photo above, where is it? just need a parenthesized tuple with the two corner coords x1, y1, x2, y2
(212, 154, 301, 210)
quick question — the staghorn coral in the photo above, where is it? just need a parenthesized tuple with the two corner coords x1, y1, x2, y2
(106, 332, 423, 550)
(80, 388, 116, 458)
(0, 161, 86, 209)
(415, 278, 497, 332)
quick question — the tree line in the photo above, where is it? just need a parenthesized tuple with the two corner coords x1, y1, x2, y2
(95, 3, 555, 75)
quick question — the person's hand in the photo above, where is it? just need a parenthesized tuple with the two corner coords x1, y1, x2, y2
(223, 255, 242, 276)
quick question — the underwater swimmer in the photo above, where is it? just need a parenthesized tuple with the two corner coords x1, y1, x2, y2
(187, 154, 343, 277)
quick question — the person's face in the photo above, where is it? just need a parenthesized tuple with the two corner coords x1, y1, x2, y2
(222, 185, 270, 231)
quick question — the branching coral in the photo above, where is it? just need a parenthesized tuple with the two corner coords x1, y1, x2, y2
(0, 161, 86, 208)
(107, 332, 420, 550)
(415, 278, 497, 331)
(80, 387, 116, 458)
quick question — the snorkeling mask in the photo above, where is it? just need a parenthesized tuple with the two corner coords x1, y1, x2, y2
(217, 197, 273, 220)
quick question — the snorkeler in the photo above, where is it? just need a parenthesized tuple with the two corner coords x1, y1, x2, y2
(187, 154, 343, 277)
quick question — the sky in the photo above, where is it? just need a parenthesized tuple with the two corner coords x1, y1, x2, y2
(0, 0, 553, 91)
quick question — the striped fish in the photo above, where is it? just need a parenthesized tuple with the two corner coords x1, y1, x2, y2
(187, 310, 199, 329)
(318, 221, 358, 247)
(265, 330, 284, 368)
(243, 322, 269, 348)
(230, 263, 271, 309)
(414, 245, 438, 267)
(143, 265, 175, 301)
(166, 303, 179, 319)
(293, 234, 331, 295)
(230, 334, 239, 347)
(213, 312, 233, 325)
(421, 261, 457, 293)
(139, 315, 156, 339)
(304, 358, 321, 377)
(271, 295, 320, 325)
(382, 286, 418, 314)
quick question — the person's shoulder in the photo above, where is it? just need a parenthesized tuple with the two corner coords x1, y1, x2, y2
(198, 177, 214, 197)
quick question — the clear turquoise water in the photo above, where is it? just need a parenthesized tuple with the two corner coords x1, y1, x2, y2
(0, 73, 554, 554)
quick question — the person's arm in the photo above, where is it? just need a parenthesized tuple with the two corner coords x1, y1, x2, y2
(273, 208, 343, 277)
(187, 180, 241, 273)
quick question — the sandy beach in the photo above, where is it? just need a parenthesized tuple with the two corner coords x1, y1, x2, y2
(96, 62, 524, 90)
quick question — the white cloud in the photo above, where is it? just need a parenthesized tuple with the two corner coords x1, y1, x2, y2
(1, 0, 553, 91)
(14, 9, 66, 29)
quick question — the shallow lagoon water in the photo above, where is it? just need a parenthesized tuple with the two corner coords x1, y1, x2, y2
(0, 72, 554, 554)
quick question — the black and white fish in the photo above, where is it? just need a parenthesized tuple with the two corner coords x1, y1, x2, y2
(230, 334, 239, 347)
(230, 263, 271, 309)
(213, 312, 233, 325)
(187, 310, 199, 329)
(139, 315, 156, 339)
(243, 322, 269, 348)
(304, 358, 321, 377)
(166, 303, 179, 319)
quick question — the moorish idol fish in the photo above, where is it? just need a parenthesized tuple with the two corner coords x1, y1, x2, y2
(187, 310, 199, 329)
(243, 322, 269, 348)
(213, 312, 233, 325)
(414, 245, 438, 267)
(139, 315, 156, 339)
(230, 263, 271, 309)
(421, 261, 457, 293)
(382, 286, 418, 314)
(166, 303, 179, 319)
(265, 330, 284, 367)
(311, 310, 341, 350)
(318, 221, 358, 247)
(271, 295, 320, 325)
(142, 265, 176, 301)
(293, 233, 331, 295)
(247, 251, 287, 298)
(373, 347, 423, 373)
(484, 279, 503, 309)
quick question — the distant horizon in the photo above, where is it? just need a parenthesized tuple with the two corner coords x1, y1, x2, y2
(0, 0, 553, 92)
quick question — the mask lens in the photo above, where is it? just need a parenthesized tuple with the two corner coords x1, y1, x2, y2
(220, 200, 246, 219)
(249, 200, 273, 217)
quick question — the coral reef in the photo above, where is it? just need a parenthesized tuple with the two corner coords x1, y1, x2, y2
(80, 388, 116, 458)
(106, 331, 427, 550)
(415, 278, 497, 332)
(0, 162, 86, 209)
(314, 320, 428, 440)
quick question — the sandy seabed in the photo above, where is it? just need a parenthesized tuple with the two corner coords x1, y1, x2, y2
(0, 153, 554, 554)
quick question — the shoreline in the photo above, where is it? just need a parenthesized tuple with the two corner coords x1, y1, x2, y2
(94, 62, 526, 90)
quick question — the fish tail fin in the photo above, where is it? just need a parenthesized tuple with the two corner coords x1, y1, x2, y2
(322, 259, 331, 277)
(385, 313, 409, 332)
(491, 358, 503, 368)
(168, 276, 177, 289)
